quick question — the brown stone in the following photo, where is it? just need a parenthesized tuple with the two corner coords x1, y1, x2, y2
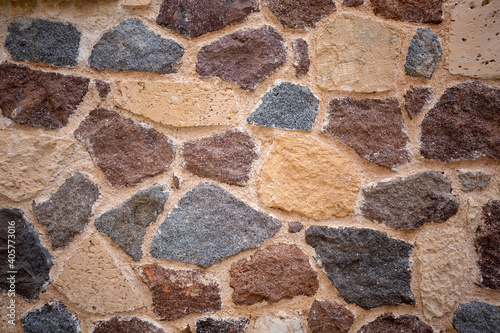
(95, 79, 110, 99)
(307, 300, 355, 333)
(74, 108, 175, 186)
(11, 0, 37, 14)
(92, 317, 166, 333)
(292, 39, 310, 78)
(288, 222, 303, 233)
(343, 0, 363, 7)
(475, 199, 500, 290)
(182, 325, 192, 333)
(263, 0, 335, 29)
(405, 86, 433, 119)
(357, 314, 433, 333)
(0, 63, 89, 129)
(371, 0, 443, 23)
(173, 174, 180, 189)
(230, 244, 319, 305)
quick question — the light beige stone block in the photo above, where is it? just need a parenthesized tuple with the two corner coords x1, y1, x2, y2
(123, 0, 151, 7)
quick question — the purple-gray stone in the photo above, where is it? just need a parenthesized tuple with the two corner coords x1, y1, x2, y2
(405, 27, 442, 79)
(196, 317, 249, 333)
(458, 169, 492, 192)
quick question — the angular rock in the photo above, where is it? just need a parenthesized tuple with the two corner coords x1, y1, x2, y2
(22, 300, 81, 333)
(305, 226, 415, 309)
(405, 28, 442, 79)
(74, 107, 176, 186)
(89, 18, 184, 73)
(157, 0, 259, 38)
(288, 222, 303, 233)
(343, 0, 363, 7)
(361, 171, 459, 229)
(453, 301, 500, 333)
(91, 317, 166, 333)
(307, 300, 354, 333)
(258, 133, 361, 220)
(95, 185, 169, 261)
(458, 169, 492, 192)
(139, 263, 222, 321)
(230, 244, 319, 305)
(358, 314, 433, 333)
(263, 0, 336, 29)
(94, 80, 110, 99)
(292, 39, 310, 78)
(371, 0, 443, 23)
(249, 317, 304, 333)
(181, 130, 258, 186)
(475, 200, 500, 290)
(196, 26, 287, 91)
(32, 172, 99, 250)
(0, 63, 89, 129)
(172, 174, 180, 189)
(323, 97, 411, 169)
(420, 81, 500, 162)
(196, 317, 249, 333)
(5, 18, 80, 67)
(151, 183, 281, 267)
(405, 86, 433, 119)
(182, 326, 193, 333)
(247, 81, 319, 131)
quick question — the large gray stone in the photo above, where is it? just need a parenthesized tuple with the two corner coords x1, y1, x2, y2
(453, 301, 500, 333)
(405, 27, 442, 79)
(22, 300, 81, 333)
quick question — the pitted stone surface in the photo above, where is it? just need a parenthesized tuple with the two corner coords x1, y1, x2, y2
(94, 80, 110, 99)
(249, 317, 304, 333)
(151, 182, 281, 267)
(196, 26, 287, 91)
(91, 317, 166, 333)
(196, 317, 249, 333)
(405, 28, 442, 79)
(0, 63, 89, 129)
(475, 200, 500, 290)
(292, 39, 310, 78)
(405, 86, 433, 119)
(74, 107, 176, 186)
(139, 263, 222, 321)
(343, 0, 363, 7)
(458, 170, 492, 192)
(371, 0, 443, 23)
(22, 300, 81, 333)
(263, 0, 336, 29)
(358, 314, 433, 333)
(230, 244, 319, 305)
(89, 18, 184, 73)
(453, 301, 500, 333)
(323, 97, 411, 169)
(307, 300, 355, 333)
(305, 226, 415, 309)
(95, 185, 169, 261)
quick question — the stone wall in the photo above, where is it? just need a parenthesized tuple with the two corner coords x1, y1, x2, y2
(0, 0, 499, 332)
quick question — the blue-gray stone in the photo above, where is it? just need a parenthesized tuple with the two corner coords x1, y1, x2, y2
(405, 27, 442, 79)
(453, 301, 500, 333)
(22, 300, 81, 333)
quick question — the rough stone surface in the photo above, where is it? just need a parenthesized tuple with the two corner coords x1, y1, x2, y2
(323, 97, 411, 169)
(173, 174, 180, 189)
(453, 301, 500, 333)
(343, 0, 363, 7)
(123, 0, 151, 7)
(0, 63, 89, 129)
(22, 300, 81, 333)
(247, 81, 319, 131)
(196, 317, 249, 333)
(182, 325, 193, 333)
(89, 18, 184, 73)
(361, 171, 459, 230)
(475, 200, 500, 290)
(420, 81, 500, 162)
(288, 222, 303, 233)
(151, 183, 281, 267)
(157, 0, 259, 38)
(230, 244, 319, 305)
(94, 80, 110, 99)
(405, 86, 433, 119)
(196, 26, 287, 91)
(307, 300, 355, 333)
(181, 130, 258, 186)
(91, 317, 166, 333)
(371, 0, 443, 23)
(139, 263, 222, 321)
(258, 133, 361, 220)
(74, 107, 176, 186)
(32, 172, 99, 250)
(95, 185, 169, 261)
(458, 170, 492, 192)
(292, 39, 309, 78)
(0, 208, 54, 301)
(358, 314, 433, 333)
(316, 14, 400, 93)
(249, 317, 304, 333)
(263, 0, 336, 29)
(405, 28, 442, 79)
(305, 226, 415, 309)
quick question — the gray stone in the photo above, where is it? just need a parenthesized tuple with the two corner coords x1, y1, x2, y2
(22, 300, 81, 333)
(405, 27, 442, 79)
(196, 317, 249, 333)
(453, 301, 500, 333)
(305, 226, 415, 309)
(151, 182, 281, 267)
(458, 169, 492, 192)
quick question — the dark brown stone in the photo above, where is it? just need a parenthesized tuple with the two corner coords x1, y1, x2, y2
(343, 0, 363, 7)
(405, 86, 433, 119)
(196, 26, 287, 91)
(307, 300, 355, 333)
(263, 0, 336, 29)
(292, 39, 310, 78)
(94, 79, 110, 99)
(181, 130, 258, 186)
(139, 263, 222, 321)
(371, 0, 443, 23)
(288, 222, 303, 233)
(323, 97, 411, 170)
(74, 108, 175, 186)
(173, 174, 180, 189)
(420, 81, 500, 162)
(182, 325, 193, 333)
(475, 199, 500, 290)
(357, 314, 433, 333)
(0, 62, 89, 130)
(92, 317, 166, 333)
(230, 244, 319, 305)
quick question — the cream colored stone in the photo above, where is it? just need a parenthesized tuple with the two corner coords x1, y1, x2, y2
(258, 133, 361, 220)
(123, 0, 151, 7)
(448, 0, 499, 78)
(316, 13, 400, 93)
(0, 130, 73, 202)
(249, 316, 304, 333)
(115, 80, 238, 127)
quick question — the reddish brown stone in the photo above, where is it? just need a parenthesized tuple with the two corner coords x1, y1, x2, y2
(292, 39, 310, 78)
(343, 0, 363, 7)
(182, 325, 193, 333)
(92, 317, 166, 333)
(263, 0, 336, 29)
(475, 199, 500, 290)
(95, 79, 110, 99)
(405, 86, 433, 119)
(0, 62, 89, 130)
(307, 300, 355, 333)
(358, 314, 433, 333)
(230, 244, 319, 305)
(74, 108, 175, 186)
(288, 222, 303, 233)
(371, 0, 443, 23)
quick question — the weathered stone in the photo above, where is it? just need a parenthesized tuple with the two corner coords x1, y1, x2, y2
(196, 317, 249, 333)
(173, 174, 180, 189)
(151, 183, 281, 267)
(89, 18, 183, 73)
(361, 171, 459, 230)
(249, 317, 304, 333)
(288, 222, 303, 233)
(139, 263, 222, 321)
(307, 300, 354, 333)
(0, 63, 89, 129)
(405, 86, 433, 119)
(5, 18, 80, 67)
(181, 130, 258, 186)
(358, 314, 433, 333)
(453, 301, 500, 333)
(32, 172, 99, 250)
(420, 81, 500, 162)
(323, 97, 411, 169)
(91, 317, 166, 333)
(292, 39, 310, 78)
(458, 170, 492, 192)
(182, 325, 193, 333)
(316, 14, 400, 93)
(123, 0, 151, 7)
(22, 300, 81, 333)
(196, 26, 287, 91)
(74, 107, 176, 186)
(343, 0, 363, 7)
(94, 80, 110, 99)
(263, 0, 336, 29)
(0, 130, 73, 201)
(258, 133, 361, 220)
(247, 81, 319, 131)
(115, 80, 238, 127)
(157, 0, 258, 38)
(475, 200, 500, 290)
(405, 28, 442, 79)
(305, 226, 415, 309)
(372, 0, 443, 23)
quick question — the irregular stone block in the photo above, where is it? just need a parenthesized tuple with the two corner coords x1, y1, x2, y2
(358, 314, 433, 333)
(288, 222, 303, 233)
(123, 0, 151, 7)
(323, 97, 411, 169)
(405, 86, 433, 119)
(475, 200, 500, 290)
(94, 80, 110, 99)
(181, 130, 258, 186)
(74, 107, 176, 186)
(258, 133, 361, 220)
(263, 0, 335, 29)
(196, 317, 249, 333)
(22, 300, 81, 333)
(420, 81, 500, 162)
(453, 301, 500, 333)
(249, 317, 304, 333)
(343, 0, 363, 7)
(91, 317, 166, 333)
(89, 18, 184, 73)
(458, 169, 492, 192)
(139, 263, 222, 321)
(405, 28, 442, 79)
(307, 300, 355, 333)
(151, 183, 281, 267)
(371, 0, 443, 23)
(305, 226, 415, 309)
(197, 26, 287, 91)
(292, 39, 310, 78)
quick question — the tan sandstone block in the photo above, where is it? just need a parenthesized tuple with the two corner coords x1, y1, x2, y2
(258, 133, 361, 220)
(316, 13, 400, 93)
(123, 0, 151, 7)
